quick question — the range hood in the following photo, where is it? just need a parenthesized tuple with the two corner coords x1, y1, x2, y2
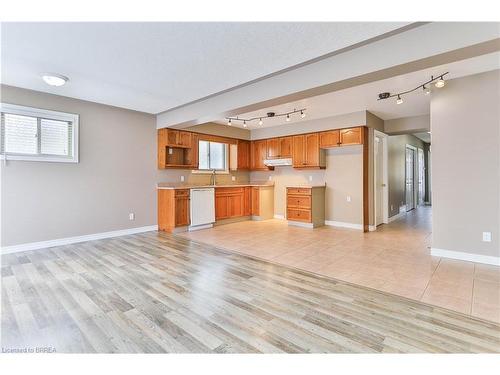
(264, 158, 292, 167)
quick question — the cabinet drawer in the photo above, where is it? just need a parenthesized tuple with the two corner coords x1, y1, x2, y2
(287, 195, 311, 209)
(215, 187, 244, 196)
(287, 208, 311, 223)
(287, 187, 311, 196)
(175, 189, 190, 197)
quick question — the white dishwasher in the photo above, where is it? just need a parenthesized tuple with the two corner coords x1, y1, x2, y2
(189, 188, 215, 230)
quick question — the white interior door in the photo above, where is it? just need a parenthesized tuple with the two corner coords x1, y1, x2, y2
(405, 147, 415, 212)
(418, 148, 425, 205)
(375, 137, 384, 226)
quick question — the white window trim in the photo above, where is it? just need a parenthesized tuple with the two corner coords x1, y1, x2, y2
(193, 141, 229, 174)
(0, 103, 79, 163)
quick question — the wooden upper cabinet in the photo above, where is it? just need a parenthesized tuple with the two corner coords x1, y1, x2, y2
(266, 138, 281, 159)
(177, 131, 192, 148)
(280, 136, 293, 158)
(292, 135, 306, 167)
(293, 133, 325, 169)
(339, 127, 363, 146)
(158, 128, 197, 169)
(237, 140, 251, 170)
(320, 130, 340, 148)
(251, 140, 268, 170)
(305, 133, 320, 166)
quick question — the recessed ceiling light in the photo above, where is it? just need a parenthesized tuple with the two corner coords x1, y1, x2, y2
(42, 73, 69, 87)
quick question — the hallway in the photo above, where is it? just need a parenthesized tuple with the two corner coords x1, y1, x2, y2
(180, 207, 500, 323)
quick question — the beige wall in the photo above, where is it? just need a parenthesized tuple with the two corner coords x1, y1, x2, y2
(431, 70, 499, 258)
(250, 146, 363, 224)
(387, 134, 425, 217)
(1, 85, 158, 247)
(384, 114, 430, 135)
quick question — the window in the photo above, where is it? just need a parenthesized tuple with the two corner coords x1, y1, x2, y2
(197, 140, 227, 171)
(0, 103, 79, 163)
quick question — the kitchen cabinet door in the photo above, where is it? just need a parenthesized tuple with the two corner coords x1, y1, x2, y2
(292, 135, 305, 167)
(215, 195, 229, 220)
(266, 138, 281, 159)
(340, 127, 363, 145)
(305, 133, 320, 166)
(320, 130, 340, 148)
(251, 187, 260, 216)
(175, 196, 190, 226)
(251, 140, 267, 170)
(243, 187, 252, 216)
(166, 129, 179, 146)
(228, 194, 244, 217)
(280, 137, 293, 158)
(177, 131, 192, 147)
(237, 140, 250, 170)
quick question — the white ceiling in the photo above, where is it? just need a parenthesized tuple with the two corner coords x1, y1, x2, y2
(1, 22, 409, 114)
(218, 52, 500, 128)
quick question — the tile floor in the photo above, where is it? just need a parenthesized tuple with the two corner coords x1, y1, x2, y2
(180, 207, 500, 323)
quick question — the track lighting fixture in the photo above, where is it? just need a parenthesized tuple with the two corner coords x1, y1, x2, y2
(225, 108, 306, 127)
(378, 72, 448, 104)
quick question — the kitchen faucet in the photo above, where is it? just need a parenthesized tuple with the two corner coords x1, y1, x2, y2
(210, 169, 216, 186)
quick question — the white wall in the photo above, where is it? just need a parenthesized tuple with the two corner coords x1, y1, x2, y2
(431, 70, 499, 261)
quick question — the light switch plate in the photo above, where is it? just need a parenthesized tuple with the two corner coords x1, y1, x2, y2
(168, 148, 173, 155)
(346, 196, 351, 202)
(482, 232, 492, 242)
(231, 176, 236, 181)
(308, 176, 313, 182)
(129, 213, 135, 221)
(180, 175, 185, 182)
(268, 176, 272, 181)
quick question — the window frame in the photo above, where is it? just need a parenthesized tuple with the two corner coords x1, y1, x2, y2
(193, 139, 229, 174)
(0, 103, 79, 163)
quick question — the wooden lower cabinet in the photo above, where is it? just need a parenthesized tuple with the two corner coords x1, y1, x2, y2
(286, 186, 325, 228)
(215, 186, 274, 221)
(243, 187, 252, 216)
(158, 189, 190, 232)
(215, 187, 245, 220)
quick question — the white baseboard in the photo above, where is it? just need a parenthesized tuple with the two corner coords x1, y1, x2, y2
(273, 214, 285, 220)
(1, 225, 158, 255)
(325, 221, 363, 230)
(369, 225, 377, 232)
(431, 248, 500, 266)
(388, 211, 406, 223)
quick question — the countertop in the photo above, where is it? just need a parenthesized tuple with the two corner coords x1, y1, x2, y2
(157, 181, 274, 190)
(286, 184, 327, 189)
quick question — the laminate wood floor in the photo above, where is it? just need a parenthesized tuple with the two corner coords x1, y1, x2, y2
(2, 231, 499, 353)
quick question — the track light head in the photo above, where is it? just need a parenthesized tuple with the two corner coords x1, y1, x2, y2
(396, 95, 403, 105)
(285, 114, 291, 122)
(423, 85, 431, 95)
(243, 121, 247, 128)
(258, 118, 263, 126)
(435, 77, 446, 88)
(300, 110, 306, 118)
(227, 119, 232, 126)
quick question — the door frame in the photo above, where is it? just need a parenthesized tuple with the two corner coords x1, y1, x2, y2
(405, 144, 418, 212)
(374, 130, 389, 225)
(417, 147, 425, 206)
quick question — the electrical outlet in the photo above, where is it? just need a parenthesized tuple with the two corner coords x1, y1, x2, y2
(168, 148, 173, 155)
(180, 175, 185, 182)
(308, 176, 313, 182)
(231, 175, 236, 181)
(129, 213, 135, 221)
(268, 176, 272, 181)
(346, 196, 351, 202)
(391, 204, 394, 211)
(482, 232, 492, 242)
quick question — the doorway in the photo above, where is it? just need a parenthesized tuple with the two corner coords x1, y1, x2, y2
(405, 145, 417, 212)
(374, 130, 389, 226)
(418, 148, 425, 205)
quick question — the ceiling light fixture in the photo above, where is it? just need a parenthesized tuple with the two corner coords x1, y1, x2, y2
(42, 73, 69, 87)
(435, 77, 446, 88)
(378, 72, 448, 104)
(225, 108, 306, 127)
